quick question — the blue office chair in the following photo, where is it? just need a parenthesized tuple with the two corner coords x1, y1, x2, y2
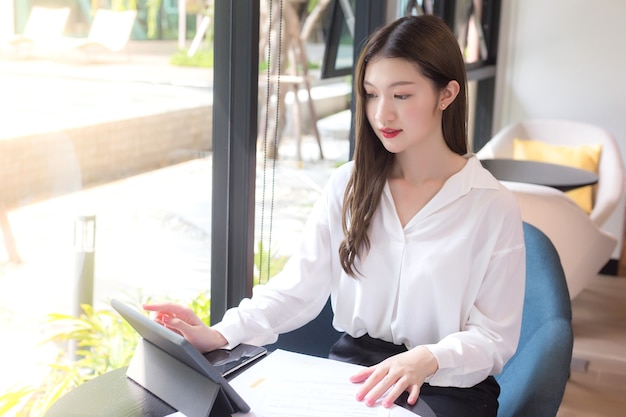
(267, 222, 573, 417)
(495, 222, 573, 417)
(264, 297, 340, 358)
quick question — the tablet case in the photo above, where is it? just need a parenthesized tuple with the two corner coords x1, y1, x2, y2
(111, 299, 251, 417)
(127, 338, 229, 417)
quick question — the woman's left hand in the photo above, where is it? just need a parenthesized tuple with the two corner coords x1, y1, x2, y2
(349, 346, 438, 408)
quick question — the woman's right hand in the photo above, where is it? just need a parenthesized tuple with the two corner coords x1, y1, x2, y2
(143, 302, 228, 353)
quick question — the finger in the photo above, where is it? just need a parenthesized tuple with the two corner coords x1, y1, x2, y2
(143, 302, 188, 315)
(149, 311, 170, 324)
(351, 367, 382, 402)
(143, 303, 202, 325)
(162, 315, 193, 333)
(162, 322, 184, 336)
(363, 374, 396, 407)
(380, 379, 410, 408)
(354, 366, 396, 406)
(406, 385, 420, 405)
(350, 367, 375, 384)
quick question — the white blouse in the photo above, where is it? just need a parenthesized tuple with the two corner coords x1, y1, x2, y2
(213, 155, 526, 388)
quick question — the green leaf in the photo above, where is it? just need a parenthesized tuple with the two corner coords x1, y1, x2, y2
(0, 387, 35, 415)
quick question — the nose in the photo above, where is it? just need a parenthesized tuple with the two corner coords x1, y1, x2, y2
(374, 97, 396, 124)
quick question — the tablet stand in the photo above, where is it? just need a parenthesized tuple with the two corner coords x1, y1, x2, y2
(127, 338, 232, 417)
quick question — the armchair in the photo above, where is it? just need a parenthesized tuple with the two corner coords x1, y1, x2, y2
(477, 119, 625, 287)
(477, 119, 625, 229)
(501, 180, 616, 299)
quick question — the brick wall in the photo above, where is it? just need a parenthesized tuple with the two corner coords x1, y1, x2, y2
(0, 106, 212, 209)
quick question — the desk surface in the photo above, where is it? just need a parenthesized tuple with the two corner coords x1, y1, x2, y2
(44, 367, 176, 417)
(479, 158, 599, 192)
(45, 357, 436, 417)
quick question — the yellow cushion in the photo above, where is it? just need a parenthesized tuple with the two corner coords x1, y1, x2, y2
(512, 138, 602, 213)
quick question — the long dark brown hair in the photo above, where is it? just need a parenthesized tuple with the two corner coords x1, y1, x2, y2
(339, 15, 468, 277)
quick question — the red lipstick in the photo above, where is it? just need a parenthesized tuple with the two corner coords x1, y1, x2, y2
(380, 128, 401, 139)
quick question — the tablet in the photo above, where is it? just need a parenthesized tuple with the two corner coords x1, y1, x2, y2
(111, 298, 257, 414)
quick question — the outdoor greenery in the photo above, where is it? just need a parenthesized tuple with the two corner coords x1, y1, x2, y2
(170, 47, 214, 67)
(255, 240, 289, 285)
(0, 243, 287, 416)
(112, 0, 163, 39)
(0, 304, 140, 416)
(168, 48, 321, 72)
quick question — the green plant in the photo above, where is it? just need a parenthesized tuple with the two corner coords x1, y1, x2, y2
(0, 240, 282, 416)
(189, 290, 212, 324)
(0, 387, 33, 416)
(111, 0, 138, 10)
(170, 47, 214, 68)
(254, 241, 289, 285)
(145, 0, 162, 39)
(0, 304, 139, 416)
(308, 0, 319, 13)
(111, 0, 164, 40)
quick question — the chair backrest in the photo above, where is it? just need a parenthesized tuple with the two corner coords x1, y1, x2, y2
(495, 222, 573, 417)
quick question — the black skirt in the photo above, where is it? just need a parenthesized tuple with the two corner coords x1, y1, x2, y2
(329, 333, 500, 417)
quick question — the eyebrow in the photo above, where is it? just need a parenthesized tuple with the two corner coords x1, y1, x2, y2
(363, 80, 416, 88)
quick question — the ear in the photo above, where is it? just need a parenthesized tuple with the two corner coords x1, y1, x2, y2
(439, 80, 460, 110)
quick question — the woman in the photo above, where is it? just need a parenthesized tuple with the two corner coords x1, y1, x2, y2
(145, 14, 525, 417)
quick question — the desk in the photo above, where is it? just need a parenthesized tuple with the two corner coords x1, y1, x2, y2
(43, 365, 254, 417)
(479, 158, 598, 192)
(44, 367, 176, 417)
(44, 356, 436, 417)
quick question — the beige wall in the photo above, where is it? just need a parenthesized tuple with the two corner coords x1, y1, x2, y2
(494, 0, 626, 259)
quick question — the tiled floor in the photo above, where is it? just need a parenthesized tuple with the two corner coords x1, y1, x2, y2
(557, 274, 626, 417)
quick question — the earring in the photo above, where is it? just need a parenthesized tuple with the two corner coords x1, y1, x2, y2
(440, 103, 446, 110)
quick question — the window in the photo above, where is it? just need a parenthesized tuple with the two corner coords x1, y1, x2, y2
(1, 0, 214, 393)
(321, 0, 356, 79)
(321, 0, 501, 150)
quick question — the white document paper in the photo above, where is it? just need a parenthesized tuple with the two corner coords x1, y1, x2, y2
(229, 349, 419, 417)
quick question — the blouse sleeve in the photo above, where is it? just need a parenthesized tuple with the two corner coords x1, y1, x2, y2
(211, 163, 351, 348)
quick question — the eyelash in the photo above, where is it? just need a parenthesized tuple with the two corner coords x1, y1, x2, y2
(364, 93, 410, 100)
